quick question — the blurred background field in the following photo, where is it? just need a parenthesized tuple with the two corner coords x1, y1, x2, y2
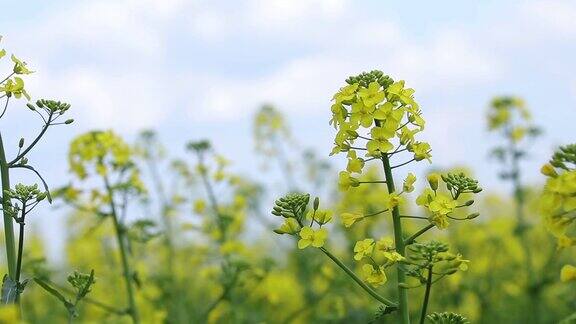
(0, 1, 575, 323)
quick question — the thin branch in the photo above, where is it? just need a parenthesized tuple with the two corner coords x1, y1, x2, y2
(419, 265, 433, 324)
(391, 158, 416, 170)
(0, 97, 9, 119)
(358, 180, 387, 184)
(0, 72, 15, 85)
(10, 165, 52, 203)
(319, 247, 397, 308)
(404, 224, 435, 246)
(400, 215, 428, 220)
(8, 113, 53, 166)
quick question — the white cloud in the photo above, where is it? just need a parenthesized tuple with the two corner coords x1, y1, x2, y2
(191, 27, 499, 121)
(247, 0, 348, 26)
(386, 31, 498, 90)
(190, 10, 229, 41)
(523, 0, 576, 36)
(28, 67, 170, 132)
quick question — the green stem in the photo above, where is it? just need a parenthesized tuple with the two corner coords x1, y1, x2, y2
(15, 210, 25, 284)
(381, 153, 410, 324)
(50, 281, 128, 315)
(419, 265, 433, 324)
(319, 247, 397, 308)
(104, 176, 140, 324)
(8, 112, 52, 166)
(197, 154, 226, 243)
(509, 137, 538, 322)
(405, 224, 435, 246)
(0, 133, 16, 280)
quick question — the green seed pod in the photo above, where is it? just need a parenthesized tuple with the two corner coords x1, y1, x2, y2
(36, 192, 47, 201)
(466, 212, 480, 220)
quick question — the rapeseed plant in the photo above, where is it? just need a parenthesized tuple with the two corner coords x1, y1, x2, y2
(272, 70, 482, 323)
(0, 37, 74, 307)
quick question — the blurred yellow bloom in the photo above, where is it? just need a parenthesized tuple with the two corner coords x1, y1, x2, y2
(358, 81, 385, 107)
(376, 237, 394, 251)
(383, 251, 405, 263)
(410, 141, 432, 162)
(540, 164, 557, 177)
(338, 171, 359, 191)
(560, 265, 576, 282)
(309, 210, 333, 225)
(0, 305, 19, 324)
(298, 226, 328, 249)
(403, 173, 416, 193)
(429, 213, 450, 230)
(427, 173, 441, 190)
(332, 83, 358, 104)
(275, 218, 301, 235)
(351, 101, 375, 128)
(194, 199, 206, 214)
(354, 239, 375, 260)
(346, 150, 364, 174)
(429, 194, 457, 215)
(361, 264, 387, 286)
(367, 126, 394, 156)
(557, 235, 575, 249)
(341, 212, 363, 228)
(385, 192, 401, 209)
(510, 127, 526, 143)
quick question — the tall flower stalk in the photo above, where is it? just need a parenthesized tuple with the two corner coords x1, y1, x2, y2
(61, 131, 146, 324)
(539, 144, 576, 322)
(271, 70, 482, 323)
(1, 37, 73, 304)
(487, 96, 545, 322)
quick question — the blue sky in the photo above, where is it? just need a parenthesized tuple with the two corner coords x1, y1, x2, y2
(1, 0, 575, 259)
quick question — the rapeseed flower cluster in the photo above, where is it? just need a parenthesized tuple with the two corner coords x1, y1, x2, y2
(540, 144, 576, 282)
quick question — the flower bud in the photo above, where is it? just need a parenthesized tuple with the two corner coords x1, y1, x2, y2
(466, 212, 480, 220)
(26, 103, 35, 111)
(36, 192, 47, 202)
(540, 164, 557, 177)
(463, 200, 474, 206)
(427, 173, 440, 190)
(65, 119, 74, 124)
(18, 138, 24, 148)
(313, 197, 319, 211)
